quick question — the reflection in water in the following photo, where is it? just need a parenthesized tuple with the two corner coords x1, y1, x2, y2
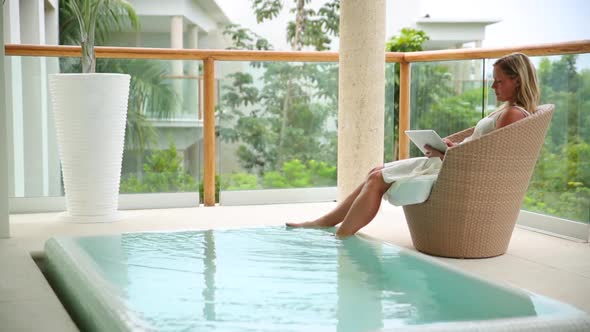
(337, 237, 383, 332)
(67, 227, 575, 332)
(337, 236, 537, 330)
(203, 230, 216, 321)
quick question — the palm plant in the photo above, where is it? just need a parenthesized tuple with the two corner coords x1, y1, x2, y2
(59, 0, 139, 73)
(114, 58, 177, 151)
(59, 0, 178, 153)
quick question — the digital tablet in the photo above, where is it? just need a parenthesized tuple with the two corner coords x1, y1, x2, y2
(405, 130, 448, 155)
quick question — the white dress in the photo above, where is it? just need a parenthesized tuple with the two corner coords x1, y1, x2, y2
(382, 106, 531, 206)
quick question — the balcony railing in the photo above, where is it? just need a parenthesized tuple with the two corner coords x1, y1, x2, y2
(5, 40, 590, 208)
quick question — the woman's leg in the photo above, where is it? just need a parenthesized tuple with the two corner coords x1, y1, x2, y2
(286, 166, 384, 228)
(335, 170, 393, 238)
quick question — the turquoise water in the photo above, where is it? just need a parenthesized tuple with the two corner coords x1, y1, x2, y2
(46, 227, 581, 331)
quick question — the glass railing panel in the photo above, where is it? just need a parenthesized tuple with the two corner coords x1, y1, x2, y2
(384, 62, 397, 162)
(409, 60, 486, 157)
(216, 61, 338, 201)
(487, 54, 590, 224)
(5, 55, 61, 198)
(5, 55, 202, 197)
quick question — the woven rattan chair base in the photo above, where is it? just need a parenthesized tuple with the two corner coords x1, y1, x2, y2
(403, 104, 555, 259)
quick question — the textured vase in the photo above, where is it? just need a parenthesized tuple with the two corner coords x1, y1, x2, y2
(49, 74, 130, 222)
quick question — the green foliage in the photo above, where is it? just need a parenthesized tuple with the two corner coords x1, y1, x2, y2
(282, 159, 310, 187)
(419, 88, 482, 136)
(221, 158, 336, 190)
(262, 171, 289, 188)
(565, 138, 590, 185)
(384, 28, 431, 161)
(222, 173, 259, 190)
(120, 143, 198, 193)
(307, 159, 337, 186)
(251, 0, 283, 23)
(524, 186, 590, 223)
(525, 55, 590, 222)
(217, 57, 338, 177)
(385, 28, 429, 53)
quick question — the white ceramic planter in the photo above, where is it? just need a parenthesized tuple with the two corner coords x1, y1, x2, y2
(49, 73, 130, 222)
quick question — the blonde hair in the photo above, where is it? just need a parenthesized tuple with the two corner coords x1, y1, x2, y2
(493, 52, 540, 113)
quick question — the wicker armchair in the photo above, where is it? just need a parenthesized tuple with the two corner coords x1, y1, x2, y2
(403, 104, 555, 258)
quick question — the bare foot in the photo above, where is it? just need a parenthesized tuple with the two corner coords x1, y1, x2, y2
(335, 228, 354, 239)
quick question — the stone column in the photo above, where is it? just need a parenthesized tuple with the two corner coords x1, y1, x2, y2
(337, 0, 386, 200)
(1, 0, 10, 237)
(171, 16, 184, 115)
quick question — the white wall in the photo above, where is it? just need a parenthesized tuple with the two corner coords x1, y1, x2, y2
(1, 1, 11, 238)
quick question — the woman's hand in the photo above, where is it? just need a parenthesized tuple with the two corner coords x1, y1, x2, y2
(424, 138, 457, 159)
(443, 138, 457, 148)
(424, 144, 445, 160)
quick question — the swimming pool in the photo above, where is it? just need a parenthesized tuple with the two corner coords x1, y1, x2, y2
(44, 227, 589, 331)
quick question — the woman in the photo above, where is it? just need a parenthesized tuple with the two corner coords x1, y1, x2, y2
(287, 52, 541, 238)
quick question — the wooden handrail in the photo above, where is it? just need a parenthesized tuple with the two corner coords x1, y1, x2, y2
(5, 44, 344, 62)
(403, 40, 590, 62)
(5, 40, 589, 62)
(5, 40, 590, 205)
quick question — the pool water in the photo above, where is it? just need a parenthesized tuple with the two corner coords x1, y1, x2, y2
(44, 227, 583, 332)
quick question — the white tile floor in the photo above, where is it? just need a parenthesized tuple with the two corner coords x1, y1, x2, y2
(1, 202, 589, 331)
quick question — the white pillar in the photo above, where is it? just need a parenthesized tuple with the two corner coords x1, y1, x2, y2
(188, 25, 199, 119)
(4, 0, 24, 197)
(337, 0, 386, 200)
(1, 0, 11, 238)
(171, 16, 184, 115)
(20, 0, 49, 196)
(44, 0, 62, 196)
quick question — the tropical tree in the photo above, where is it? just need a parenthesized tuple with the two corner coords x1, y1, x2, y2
(251, 0, 340, 51)
(218, 1, 340, 179)
(252, 0, 339, 168)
